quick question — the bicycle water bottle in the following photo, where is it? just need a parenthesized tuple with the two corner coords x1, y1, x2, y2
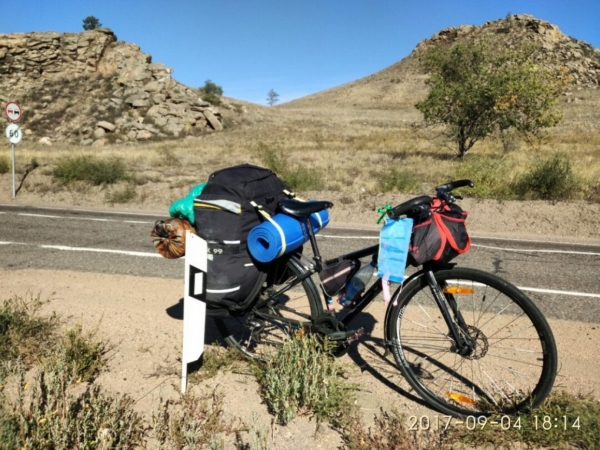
(338, 261, 376, 307)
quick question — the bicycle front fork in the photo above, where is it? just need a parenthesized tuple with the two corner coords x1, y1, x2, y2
(424, 270, 474, 355)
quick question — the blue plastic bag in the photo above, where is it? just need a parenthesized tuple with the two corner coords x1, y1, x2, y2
(378, 217, 413, 283)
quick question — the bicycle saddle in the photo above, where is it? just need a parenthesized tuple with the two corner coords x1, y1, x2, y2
(278, 199, 333, 219)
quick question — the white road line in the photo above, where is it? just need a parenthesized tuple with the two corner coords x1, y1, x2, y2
(471, 243, 600, 257)
(0, 241, 598, 299)
(11, 212, 154, 224)
(470, 235, 600, 247)
(0, 204, 163, 217)
(447, 280, 600, 299)
(0, 241, 161, 258)
(318, 235, 600, 255)
(518, 286, 600, 299)
(318, 234, 378, 239)
(3, 211, 600, 255)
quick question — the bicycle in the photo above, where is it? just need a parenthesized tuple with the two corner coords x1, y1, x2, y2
(215, 179, 558, 418)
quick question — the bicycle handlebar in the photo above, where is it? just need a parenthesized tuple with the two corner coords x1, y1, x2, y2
(387, 196, 432, 219)
(435, 179, 474, 194)
(386, 179, 474, 220)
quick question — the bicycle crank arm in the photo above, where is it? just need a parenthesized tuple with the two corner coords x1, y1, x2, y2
(324, 327, 364, 342)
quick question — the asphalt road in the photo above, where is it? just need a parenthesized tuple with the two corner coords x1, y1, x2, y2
(1, 204, 599, 323)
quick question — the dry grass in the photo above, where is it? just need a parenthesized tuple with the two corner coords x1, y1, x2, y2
(4, 90, 600, 209)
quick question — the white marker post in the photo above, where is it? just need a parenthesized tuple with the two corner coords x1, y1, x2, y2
(181, 231, 208, 394)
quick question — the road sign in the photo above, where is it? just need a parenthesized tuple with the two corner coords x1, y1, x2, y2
(5, 102, 22, 123)
(5, 123, 22, 144)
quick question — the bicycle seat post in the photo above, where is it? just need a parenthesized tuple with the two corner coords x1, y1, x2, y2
(304, 219, 323, 272)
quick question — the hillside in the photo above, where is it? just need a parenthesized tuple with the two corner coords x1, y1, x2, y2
(2, 15, 599, 147)
(282, 14, 600, 119)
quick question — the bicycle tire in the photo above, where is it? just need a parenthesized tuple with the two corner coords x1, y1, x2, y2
(219, 255, 323, 362)
(386, 267, 558, 417)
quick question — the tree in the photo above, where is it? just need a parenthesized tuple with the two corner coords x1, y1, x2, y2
(415, 39, 568, 158)
(82, 16, 102, 31)
(198, 79, 223, 105)
(266, 89, 280, 106)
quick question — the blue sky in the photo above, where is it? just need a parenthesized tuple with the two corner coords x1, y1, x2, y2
(2, 1, 599, 105)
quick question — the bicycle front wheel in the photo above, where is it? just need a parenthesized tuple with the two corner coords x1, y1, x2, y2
(386, 267, 557, 417)
(218, 255, 323, 362)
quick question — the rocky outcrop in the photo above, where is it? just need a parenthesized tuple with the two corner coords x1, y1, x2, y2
(0, 29, 226, 145)
(416, 14, 600, 89)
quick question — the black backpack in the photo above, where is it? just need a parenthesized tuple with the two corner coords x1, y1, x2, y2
(193, 164, 292, 312)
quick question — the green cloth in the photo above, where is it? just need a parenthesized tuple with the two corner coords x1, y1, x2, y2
(168, 182, 206, 225)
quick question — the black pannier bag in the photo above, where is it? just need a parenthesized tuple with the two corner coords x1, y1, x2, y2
(193, 164, 292, 312)
(408, 198, 471, 266)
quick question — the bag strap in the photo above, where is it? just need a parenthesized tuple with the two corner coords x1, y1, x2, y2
(433, 211, 471, 254)
(432, 213, 449, 260)
(283, 189, 306, 202)
(250, 200, 287, 258)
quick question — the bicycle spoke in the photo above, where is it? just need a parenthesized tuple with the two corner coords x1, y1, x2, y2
(389, 268, 556, 417)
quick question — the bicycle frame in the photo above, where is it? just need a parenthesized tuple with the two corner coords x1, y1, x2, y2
(252, 221, 474, 353)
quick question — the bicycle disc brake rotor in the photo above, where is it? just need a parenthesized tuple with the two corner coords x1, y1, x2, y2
(452, 325, 489, 360)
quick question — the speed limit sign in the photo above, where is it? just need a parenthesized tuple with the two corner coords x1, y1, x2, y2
(5, 123, 22, 144)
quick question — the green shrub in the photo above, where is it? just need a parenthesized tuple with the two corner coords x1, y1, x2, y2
(198, 79, 223, 106)
(454, 155, 515, 199)
(255, 334, 355, 426)
(340, 408, 448, 450)
(452, 391, 600, 449)
(516, 153, 580, 200)
(284, 166, 325, 191)
(152, 390, 245, 449)
(253, 141, 324, 191)
(53, 155, 128, 185)
(105, 182, 137, 204)
(0, 156, 9, 174)
(49, 323, 108, 382)
(253, 141, 287, 175)
(0, 361, 146, 449)
(191, 345, 244, 381)
(380, 168, 421, 193)
(0, 294, 58, 366)
(585, 181, 600, 203)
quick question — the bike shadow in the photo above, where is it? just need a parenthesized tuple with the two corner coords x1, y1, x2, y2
(165, 297, 227, 346)
(345, 311, 434, 411)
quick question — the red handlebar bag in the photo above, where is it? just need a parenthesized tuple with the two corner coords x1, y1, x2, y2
(408, 199, 471, 266)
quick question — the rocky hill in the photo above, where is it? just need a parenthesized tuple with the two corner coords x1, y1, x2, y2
(282, 14, 600, 111)
(0, 29, 232, 146)
(2, 16, 599, 146)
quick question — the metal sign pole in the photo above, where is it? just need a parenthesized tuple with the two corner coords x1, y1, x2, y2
(11, 143, 15, 198)
(5, 121, 22, 199)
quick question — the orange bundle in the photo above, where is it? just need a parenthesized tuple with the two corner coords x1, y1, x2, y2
(151, 218, 194, 259)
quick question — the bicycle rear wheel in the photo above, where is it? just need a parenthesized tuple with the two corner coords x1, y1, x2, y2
(386, 267, 557, 417)
(217, 255, 323, 362)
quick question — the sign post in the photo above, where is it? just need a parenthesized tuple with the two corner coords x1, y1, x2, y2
(5, 102, 22, 199)
(5, 123, 22, 199)
(181, 231, 208, 393)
